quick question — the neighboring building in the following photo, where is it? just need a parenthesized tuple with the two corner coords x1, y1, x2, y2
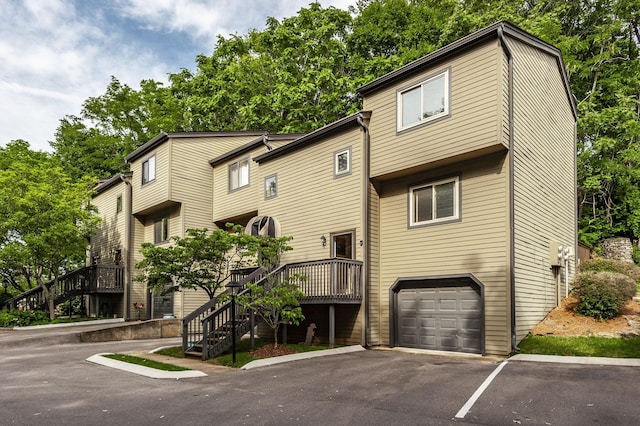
(85, 21, 577, 356)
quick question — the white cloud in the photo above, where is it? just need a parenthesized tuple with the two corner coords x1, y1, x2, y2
(0, 0, 354, 152)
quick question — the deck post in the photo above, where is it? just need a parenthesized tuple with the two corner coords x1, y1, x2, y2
(329, 304, 335, 348)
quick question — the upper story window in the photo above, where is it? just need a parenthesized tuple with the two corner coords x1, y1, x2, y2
(334, 147, 351, 178)
(142, 155, 156, 185)
(154, 216, 169, 244)
(229, 158, 250, 191)
(264, 174, 277, 199)
(409, 176, 459, 227)
(116, 195, 123, 213)
(398, 69, 449, 131)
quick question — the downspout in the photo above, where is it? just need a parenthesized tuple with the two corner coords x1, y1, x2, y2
(119, 174, 133, 321)
(357, 111, 371, 347)
(497, 26, 519, 352)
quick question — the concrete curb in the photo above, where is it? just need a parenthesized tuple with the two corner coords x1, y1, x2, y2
(241, 345, 366, 370)
(510, 353, 640, 367)
(14, 318, 125, 330)
(86, 353, 207, 379)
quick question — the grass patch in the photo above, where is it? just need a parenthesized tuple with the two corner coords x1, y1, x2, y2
(211, 339, 331, 368)
(155, 346, 185, 358)
(104, 354, 190, 371)
(159, 338, 332, 368)
(518, 335, 640, 358)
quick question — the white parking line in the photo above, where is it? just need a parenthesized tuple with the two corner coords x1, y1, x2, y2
(455, 360, 508, 419)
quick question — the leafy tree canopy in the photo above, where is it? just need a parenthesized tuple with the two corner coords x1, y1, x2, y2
(0, 141, 100, 314)
(38, 0, 640, 247)
(134, 226, 258, 299)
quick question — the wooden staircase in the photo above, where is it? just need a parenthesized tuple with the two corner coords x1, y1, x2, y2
(182, 267, 267, 360)
(3, 265, 124, 312)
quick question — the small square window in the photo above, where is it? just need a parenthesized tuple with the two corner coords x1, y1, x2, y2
(334, 147, 351, 177)
(229, 158, 250, 191)
(398, 70, 449, 131)
(116, 195, 122, 213)
(142, 155, 156, 184)
(154, 216, 169, 244)
(409, 176, 459, 227)
(264, 174, 277, 199)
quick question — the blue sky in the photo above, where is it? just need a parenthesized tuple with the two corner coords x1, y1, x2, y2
(0, 0, 353, 152)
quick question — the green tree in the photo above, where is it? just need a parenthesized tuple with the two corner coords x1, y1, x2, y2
(52, 77, 184, 180)
(237, 236, 305, 347)
(134, 226, 256, 299)
(168, 3, 358, 134)
(0, 141, 100, 318)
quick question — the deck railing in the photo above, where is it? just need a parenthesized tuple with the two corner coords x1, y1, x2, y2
(182, 258, 363, 360)
(274, 258, 363, 303)
(182, 267, 267, 357)
(4, 265, 124, 311)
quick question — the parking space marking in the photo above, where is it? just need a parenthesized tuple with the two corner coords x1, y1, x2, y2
(454, 360, 508, 419)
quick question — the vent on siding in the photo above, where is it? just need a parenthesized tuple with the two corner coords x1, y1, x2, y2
(245, 216, 281, 238)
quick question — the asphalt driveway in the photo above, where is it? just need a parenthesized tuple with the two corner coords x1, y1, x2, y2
(1, 325, 639, 425)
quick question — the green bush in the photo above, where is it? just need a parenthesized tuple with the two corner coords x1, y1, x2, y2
(578, 258, 640, 284)
(0, 309, 49, 327)
(571, 271, 636, 320)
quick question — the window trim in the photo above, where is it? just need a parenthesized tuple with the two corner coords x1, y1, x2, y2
(264, 174, 278, 200)
(408, 175, 460, 228)
(142, 154, 156, 185)
(334, 146, 352, 178)
(397, 68, 450, 133)
(228, 157, 250, 192)
(153, 216, 169, 244)
(116, 194, 123, 213)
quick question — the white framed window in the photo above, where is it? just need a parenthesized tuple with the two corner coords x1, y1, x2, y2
(154, 216, 169, 244)
(264, 174, 277, 199)
(397, 69, 449, 131)
(142, 155, 156, 184)
(229, 158, 250, 191)
(409, 176, 459, 227)
(334, 147, 351, 177)
(116, 195, 123, 213)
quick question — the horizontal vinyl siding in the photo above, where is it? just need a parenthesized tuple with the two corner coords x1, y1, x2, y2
(212, 146, 268, 222)
(170, 138, 219, 232)
(364, 40, 503, 178)
(377, 153, 510, 355)
(131, 143, 170, 215)
(91, 183, 127, 265)
(509, 36, 576, 341)
(368, 182, 381, 345)
(256, 127, 364, 264)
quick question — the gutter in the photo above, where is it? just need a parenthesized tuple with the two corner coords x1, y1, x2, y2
(119, 174, 133, 321)
(497, 26, 519, 352)
(356, 111, 372, 347)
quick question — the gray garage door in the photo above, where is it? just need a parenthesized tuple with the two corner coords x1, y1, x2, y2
(397, 284, 482, 354)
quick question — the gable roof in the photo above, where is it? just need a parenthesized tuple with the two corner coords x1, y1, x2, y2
(254, 112, 372, 164)
(93, 172, 132, 196)
(209, 133, 306, 167)
(125, 131, 267, 163)
(357, 21, 577, 119)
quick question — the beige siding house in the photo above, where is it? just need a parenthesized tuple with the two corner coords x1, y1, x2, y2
(358, 22, 576, 355)
(85, 21, 575, 356)
(92, 132, 266, 319)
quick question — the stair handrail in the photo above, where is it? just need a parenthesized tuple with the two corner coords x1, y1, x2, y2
(182, 266, 267, 355)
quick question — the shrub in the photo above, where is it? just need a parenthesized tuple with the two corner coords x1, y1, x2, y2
(578, 258, 640, 284)
(571, 271, 637, 320)
(0, 309, 49, 327)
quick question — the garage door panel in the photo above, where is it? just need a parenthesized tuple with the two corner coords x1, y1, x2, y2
(397, 280, 482, 354)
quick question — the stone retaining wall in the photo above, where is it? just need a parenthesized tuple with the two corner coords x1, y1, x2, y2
(600, 237, 634, 263)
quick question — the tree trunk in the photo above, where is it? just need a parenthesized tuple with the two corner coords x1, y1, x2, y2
(273, 324, 279, 348)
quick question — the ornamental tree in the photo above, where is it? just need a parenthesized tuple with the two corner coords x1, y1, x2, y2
(134, 225, 256, 299)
